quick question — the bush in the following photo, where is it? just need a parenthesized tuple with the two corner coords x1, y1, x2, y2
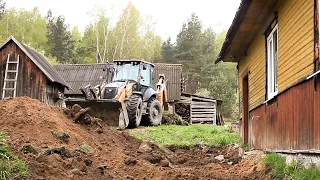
(0, 131, 28, 180)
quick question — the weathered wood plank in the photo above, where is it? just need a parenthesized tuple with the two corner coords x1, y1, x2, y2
(192, 118, 215, 122)
(192, 111, 215, 114)
(191, 109, 216, 112)
(191, 105, 215, 109)
(191, 102, 214, 105)
(191, 114, 215, 118)
(191, 96, 217, 103)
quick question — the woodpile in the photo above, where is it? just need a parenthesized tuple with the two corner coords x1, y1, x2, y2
(175, 103, 190, 122)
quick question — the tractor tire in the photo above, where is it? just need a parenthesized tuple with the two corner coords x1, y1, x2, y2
(127, 94, 143, 128)
(146, 98, 163, 126)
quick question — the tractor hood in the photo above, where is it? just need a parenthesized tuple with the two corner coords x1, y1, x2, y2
(104, 81, 126, 88)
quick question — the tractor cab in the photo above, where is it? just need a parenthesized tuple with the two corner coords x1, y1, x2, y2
(113, 60, 155, 88)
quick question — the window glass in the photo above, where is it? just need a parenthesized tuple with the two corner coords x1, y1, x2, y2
(140, 65, 151, 86)
(267, 24, 278, 100)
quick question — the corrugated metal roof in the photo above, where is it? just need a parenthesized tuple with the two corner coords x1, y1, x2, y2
(0, 36, 69, 88)
(54, 64, 109, 94)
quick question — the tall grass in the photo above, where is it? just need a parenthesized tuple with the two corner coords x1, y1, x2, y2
(130, 125, 239, 147)
(265, 152, 320, 180)
(0, 131, 28, 180)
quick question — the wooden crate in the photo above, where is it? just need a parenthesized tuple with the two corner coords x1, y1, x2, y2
(190, 101, 216, 124)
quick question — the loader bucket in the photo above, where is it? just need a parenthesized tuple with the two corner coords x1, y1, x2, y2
(65, 98, 121, 126)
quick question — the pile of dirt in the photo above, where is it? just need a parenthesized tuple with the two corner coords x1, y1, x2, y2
(0, 97, 270, 179)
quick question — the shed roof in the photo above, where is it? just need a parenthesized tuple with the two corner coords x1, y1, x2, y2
(216, 0, 278, 63)
(54, 63, 108, 94)
(0, 36, 69, 88)
(181, 92, 223, 105)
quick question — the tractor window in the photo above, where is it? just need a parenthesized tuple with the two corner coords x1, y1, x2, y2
(141, 65, 151, 86)
(113, 64, 140, 82)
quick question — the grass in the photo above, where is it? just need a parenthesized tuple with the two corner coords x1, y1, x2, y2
(130, 124, 239, 147)
(265, 152, 320, 180)
(80, 143, 93, 153)
(0, 131, 28, 180)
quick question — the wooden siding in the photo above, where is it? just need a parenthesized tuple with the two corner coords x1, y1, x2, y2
(246, 78, 320, 150)
(0, 41, 63, 105)
(239, 33, 266, 110)
(239, 0, 315, 111)
(154, 63, 182, 102)
(277, 0, 314, 92)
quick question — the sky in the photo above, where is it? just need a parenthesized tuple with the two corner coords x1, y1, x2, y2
(6, 0, 240, 41)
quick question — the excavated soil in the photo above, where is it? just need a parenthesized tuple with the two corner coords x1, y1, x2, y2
(0, 97, 270, 180)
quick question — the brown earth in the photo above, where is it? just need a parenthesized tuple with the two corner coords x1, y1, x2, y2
(0, 97, 270, 180)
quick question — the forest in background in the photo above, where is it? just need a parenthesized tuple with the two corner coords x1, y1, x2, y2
(0, 1, 238, 118)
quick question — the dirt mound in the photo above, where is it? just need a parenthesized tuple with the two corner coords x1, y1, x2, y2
(0, 97, 270, 180)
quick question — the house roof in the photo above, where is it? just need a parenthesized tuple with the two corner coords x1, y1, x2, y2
(216, 0, 278, 63)
(54, 63, 109, 94)
(0, 36, 69, 88)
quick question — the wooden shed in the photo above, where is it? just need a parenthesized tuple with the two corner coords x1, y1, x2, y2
(177, 92, 223, 125)
(54, 62, 182, 102)
(0, 36, 69, 106)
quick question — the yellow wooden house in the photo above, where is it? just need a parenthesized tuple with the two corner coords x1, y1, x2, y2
(217, 0, 320, 152)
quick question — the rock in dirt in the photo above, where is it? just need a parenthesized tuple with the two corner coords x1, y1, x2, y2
(20, 143, 38, 154)
(137, 142, 152, 153)
(97, 164, 109, 170)
(51, 131, 70, 143)
(84, 159, 93, 166)
(70, 168, 83, 176)
(43, 147, 73, 158)
(160, 158, 170, 167)
(124, 157, 137, 166)
(215, 155, 225, 161)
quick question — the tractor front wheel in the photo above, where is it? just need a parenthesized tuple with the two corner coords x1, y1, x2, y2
(146, 98, 163, 126)
(127, 95, 143, 128)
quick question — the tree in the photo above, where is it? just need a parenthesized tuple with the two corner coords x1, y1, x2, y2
(113, 2, 141, 60)
(0, 7, 47, 50)
(0, 0, 5, 19)
(46, 11, 74, 64)
(175, 13, 204, 93)
(161, 37, 175, 63)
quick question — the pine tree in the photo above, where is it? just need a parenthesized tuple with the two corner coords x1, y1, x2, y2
(46, 10, 74, 64)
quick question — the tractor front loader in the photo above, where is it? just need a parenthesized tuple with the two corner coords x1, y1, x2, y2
(65, 60, 168, 129)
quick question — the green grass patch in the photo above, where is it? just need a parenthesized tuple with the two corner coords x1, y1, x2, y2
(80, 143, 93, 153)
(265, 152, 320, 180)
(130, 125, 239, 147)
(0, 131, 28, 180)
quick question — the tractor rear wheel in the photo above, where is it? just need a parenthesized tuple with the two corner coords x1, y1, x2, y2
(127, 94, 143, 128)
(146, 98, 163, 126)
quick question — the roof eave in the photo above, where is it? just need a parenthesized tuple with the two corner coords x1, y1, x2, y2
(215, 0, 252, 64)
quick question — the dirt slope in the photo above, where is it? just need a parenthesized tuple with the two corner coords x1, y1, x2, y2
(0, 97, 270, 180)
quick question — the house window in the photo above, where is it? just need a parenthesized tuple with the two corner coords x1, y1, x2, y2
(267, 24, 278, 100)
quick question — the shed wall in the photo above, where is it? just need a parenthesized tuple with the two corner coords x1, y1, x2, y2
(154, 63, 182, 102)
(0, 41, 63, 105)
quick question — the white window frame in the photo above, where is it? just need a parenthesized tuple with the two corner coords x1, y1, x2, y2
(267, 24, 278, 100)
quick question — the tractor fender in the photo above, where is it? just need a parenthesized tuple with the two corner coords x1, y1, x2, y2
(142, 88, 157, 102)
